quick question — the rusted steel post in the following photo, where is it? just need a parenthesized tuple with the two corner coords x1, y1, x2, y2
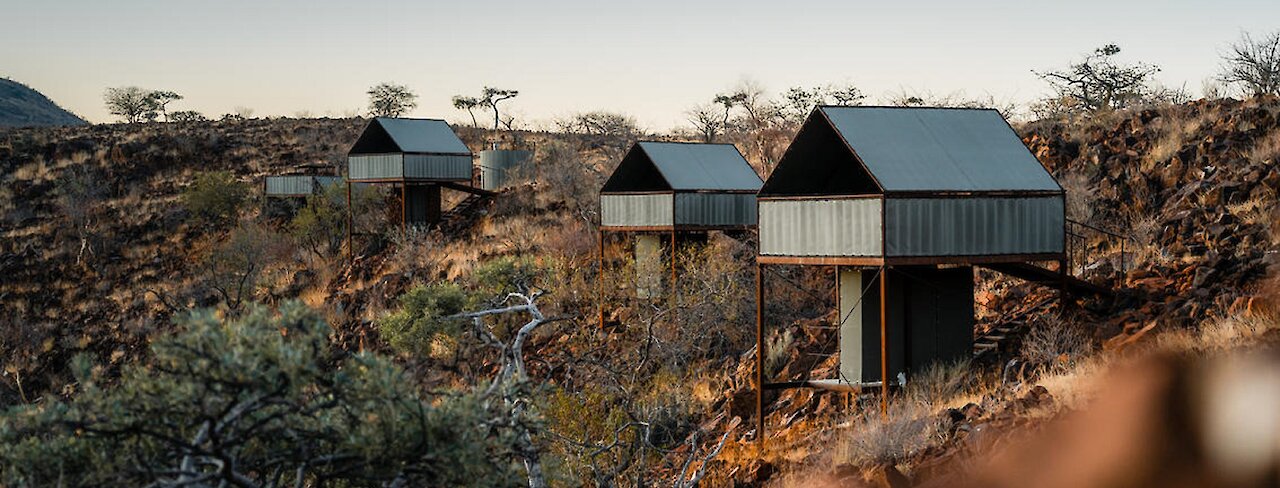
(1059, 258, 1070, 314)
(598, 229, 606, 329)
(670, 230, 677, 294)
(345, 180, 353, 264)
(755, 262, 765, 444)
(880, 266, 889, 416)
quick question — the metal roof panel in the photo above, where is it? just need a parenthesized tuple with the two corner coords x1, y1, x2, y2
(375, 117, 471, 154)
(818, 107, 1060, 192)
(635, 142, 763, 191)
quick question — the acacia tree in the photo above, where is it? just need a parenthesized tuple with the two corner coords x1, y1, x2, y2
(150, 90, 183, 121)
(1034, 44, 1161, 113)
(104, 86, 158, 123)
(452, 95, 483, 127)
(367, 82, 418, 117)
(1219, 30, 1280, 97)
(481, 87, 519, 130)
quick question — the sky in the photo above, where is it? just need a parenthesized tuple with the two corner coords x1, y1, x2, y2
(2, 0, 1277, 129)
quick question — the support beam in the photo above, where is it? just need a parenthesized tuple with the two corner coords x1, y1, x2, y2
(880, 265, 889, 415)
(400, 183, 407, 235)
(346, 180, 353, 263)
(1059, 258, 1070, 315)
(598, 229, 606, 329)
(755, 262, 765, 444)
(670, 229, 677, 295)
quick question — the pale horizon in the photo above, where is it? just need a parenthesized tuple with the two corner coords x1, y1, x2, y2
(3, 0, 1278, 130)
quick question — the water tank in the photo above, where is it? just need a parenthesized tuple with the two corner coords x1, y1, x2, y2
(478, 149, 533, 191)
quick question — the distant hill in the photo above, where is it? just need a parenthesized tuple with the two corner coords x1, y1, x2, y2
(0, 78, 86, 127)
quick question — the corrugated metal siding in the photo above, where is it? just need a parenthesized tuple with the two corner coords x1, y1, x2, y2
(884, 196, 1064, 256)
(348, 154, 403, 180)
(264, 176, 316, 196)
(601, 194, 674, 227)
(404, 154, 472, 180)
(479, 150, 532, 190)
(759, 199, 882, 256)
(674, 193, 757, 227)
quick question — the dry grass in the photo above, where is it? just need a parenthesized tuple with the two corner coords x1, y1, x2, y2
(833, 400, 942, 468)
(1020, 317, 1095, 372)
(1143, 113, 1205, 171)
(1226, 193, 1276, 227)
(1248, 129, 1280, 164)
(1058, 170, 1096, 223)
(1123, 206, 1171, 266)
(1033, 352, 1114, 412)
(904, 359, 977, 409)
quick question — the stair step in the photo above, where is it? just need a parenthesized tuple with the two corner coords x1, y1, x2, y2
(983, 334, 1007, 341)
(973, 342, 998, 350)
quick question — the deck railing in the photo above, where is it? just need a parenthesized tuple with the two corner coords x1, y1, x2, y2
(1066, 218, 1133, 282)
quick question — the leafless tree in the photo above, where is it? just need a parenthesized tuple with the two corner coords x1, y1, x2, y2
(1034, 44, 1161, 113)
(452, 291, 560, 488)
(685, 104, 722, 142)
(1219, 30, 1280, 97)
(200, 223, 289, 311)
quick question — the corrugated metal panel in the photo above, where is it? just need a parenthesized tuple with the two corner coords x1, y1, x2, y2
(759, 199, 882, 256)
(673, 193, 757, 227)
(264, 176, 316, 196)
(884, 196, 1064, 256)
(601, 194, 674, 227)
(374, 118, 471, 154)
(403, 154, 472, 180)
(820, 107, 1061, 192)
(348, 154, 403, 180)
(637, 142, 763, 191)
(478, 150, 532, 190)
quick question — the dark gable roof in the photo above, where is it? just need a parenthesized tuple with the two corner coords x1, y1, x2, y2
(818, 106, 1061, 192)
(348, 117, 471, 155)
(601, 142, 763, 193)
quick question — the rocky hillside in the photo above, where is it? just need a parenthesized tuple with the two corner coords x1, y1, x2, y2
(2, 96, 1279, 486)
(0, 78, 86, 127)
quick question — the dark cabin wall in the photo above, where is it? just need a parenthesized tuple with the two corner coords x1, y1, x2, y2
(405, 185, 442, 225)
(600, 147, 671, 193)
(348, 120, 400, 154)
(859, 266, 974, 383)
(758, 112, 881, 196)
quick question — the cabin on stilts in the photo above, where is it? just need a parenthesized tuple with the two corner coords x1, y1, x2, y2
(753, 106, 1102, 437)
(597, 141, 763, 324)
(345, 117, 491, 232)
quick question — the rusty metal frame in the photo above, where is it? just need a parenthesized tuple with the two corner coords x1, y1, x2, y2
(600, 224, 755, 232)
(757, 253, 1066, 267)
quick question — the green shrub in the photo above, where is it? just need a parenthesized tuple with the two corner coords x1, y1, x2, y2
(181, 171, 248, 226)
(0, 302, 523, 487)
(378, 282, 471, 353)
(472, 256, 548, 297)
